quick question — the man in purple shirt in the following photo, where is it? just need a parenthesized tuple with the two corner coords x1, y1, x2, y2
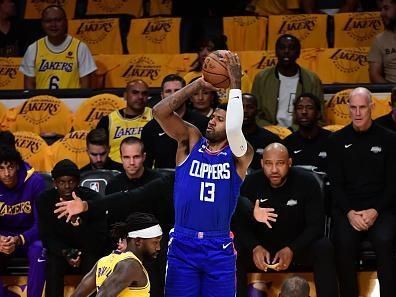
(0, 144, 46, 297)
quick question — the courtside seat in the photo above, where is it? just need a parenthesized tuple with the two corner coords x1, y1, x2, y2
(80, 169, 121, 195)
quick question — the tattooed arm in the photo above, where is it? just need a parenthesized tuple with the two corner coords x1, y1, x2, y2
(152, 78, 216, 165)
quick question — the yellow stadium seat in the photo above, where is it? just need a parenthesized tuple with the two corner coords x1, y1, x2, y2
(334, 12, 383, 48)
(149, 0, 172, 16)
(50, 130, 89, 169)
(0, 101, 7, 129)
(268, 14, 328, 50)
(223, 17, 267, 51)
(323, 124, 345, 132)
(14, 95, 73, 136)
(68, 18, 123, 55)
(86, 0, 143, 17)
(73, 93, 126, 131)
(372, 96, 391, 119)
(325, 89, 352, 125)
(314, 48, 369, 84)
(128, 17, 181, 54)
(0, 57, 23, 90)
(263, 125, 292, 139)
(14, 131, 52, 172)
(24, 0, 76, 19)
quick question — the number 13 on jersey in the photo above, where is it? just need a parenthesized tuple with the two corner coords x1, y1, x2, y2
(199, 182, 215, 202)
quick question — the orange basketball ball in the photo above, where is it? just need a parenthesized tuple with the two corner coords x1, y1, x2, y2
(202, 50, 230, 89)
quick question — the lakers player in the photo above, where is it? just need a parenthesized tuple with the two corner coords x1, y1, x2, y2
(71, 213, 162, 297)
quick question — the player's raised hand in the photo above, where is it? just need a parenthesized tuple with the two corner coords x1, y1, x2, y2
(54, 191, 87, 222)
(197, 76, 219, 92)
(253, 199, 278, 228)
(224, 51, 241, 89)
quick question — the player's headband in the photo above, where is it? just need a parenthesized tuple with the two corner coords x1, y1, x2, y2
(128, 224, 163, 239)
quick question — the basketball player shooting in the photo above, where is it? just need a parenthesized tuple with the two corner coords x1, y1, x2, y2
(152, 51, 254, 297)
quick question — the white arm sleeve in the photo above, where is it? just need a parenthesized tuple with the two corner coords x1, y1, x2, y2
(226, 89, 247, 157)
(19, 43, 37, 77)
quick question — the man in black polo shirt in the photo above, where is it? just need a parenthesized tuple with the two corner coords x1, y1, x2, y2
(241, 143, 338, 297)
(328, 87, 396, 297)
(284, 93, 331, 172)
(141, 74, 208, 168)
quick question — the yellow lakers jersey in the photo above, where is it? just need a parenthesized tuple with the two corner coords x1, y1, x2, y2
(96, 251, 150, 297)
(35, 37, 80, 89)
(108, 107, 152, 162)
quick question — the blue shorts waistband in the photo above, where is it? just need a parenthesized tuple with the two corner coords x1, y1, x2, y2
(173, 225, 231, 239)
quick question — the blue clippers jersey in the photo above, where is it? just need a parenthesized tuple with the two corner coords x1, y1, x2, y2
(174, 137, 242, 231)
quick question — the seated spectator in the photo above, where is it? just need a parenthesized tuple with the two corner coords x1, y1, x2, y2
(284, 93, 331, 172)
(0, 144, 46, 297)
(96, 79, 152, 163)
(188, 77, 220, 117)
(328, 87, 396, 297)
(241, 143, 339, 297)
(105, 137, 161, 195)
(71, 212, 162, 297)
(242, 93, 280, 170)
(19, 5, 96, 89)
(80, 128, 123, 173)
(252, 34, 323, 130)
(37, 159, 106, 297)
(141, 74, 208, 169)
(375, 86, 396, 131)
(368, 0, 396, 83)
(0, 0, 26, 56)
(280, 276, 310, 297)
(301, 0, 361, 14)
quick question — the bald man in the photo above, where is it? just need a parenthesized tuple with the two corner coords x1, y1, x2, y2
(96, 79, 152, 162)
(240, 143, 339, 297)
(280, 276, 310, 297)
(328, 87, 396, 297)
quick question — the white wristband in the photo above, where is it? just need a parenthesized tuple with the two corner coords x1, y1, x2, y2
(229, 89, 242, 101)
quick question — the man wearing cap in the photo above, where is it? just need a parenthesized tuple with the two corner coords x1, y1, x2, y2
(71, 212, 162, 297)
(37, 159, 107, 297)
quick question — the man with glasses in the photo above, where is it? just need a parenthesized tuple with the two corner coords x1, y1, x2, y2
(80, 128, 123, 173)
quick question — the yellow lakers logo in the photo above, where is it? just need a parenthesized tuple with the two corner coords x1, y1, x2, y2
(329, 48, 368, 73)
(121, 56, 160, 83)
(256, 53, 277, 70)
(0, 58, 18, 88)
(142, 18, 173, 44)
(0, 201, 32, 216)
(277, 15, 318, 41)
(31, 0, 67, 13)
(15, 135, 41, 156)
(18, 97, 61, 125)
(84, 98, 121, 123)
(342, 13, 383, 42)
(326, 89, 351, 124)
(93, 0, 129, 13)
(61, 131, 88, 153)
(233, 16, 258, 27)
(75, 19, 114, 45)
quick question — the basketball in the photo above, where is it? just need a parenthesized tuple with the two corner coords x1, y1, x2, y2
(202, 50, 230, 89)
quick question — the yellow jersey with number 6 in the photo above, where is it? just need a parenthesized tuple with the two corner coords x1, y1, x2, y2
(96, 251, 150, 297)
(34, 37, 80, 89)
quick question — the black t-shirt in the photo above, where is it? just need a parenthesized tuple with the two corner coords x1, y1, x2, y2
(37, 186, 107, 256)
(245, 125, 281, 170)
(80, 157, 124, 173)
(241, 167, 324, 254)
(141, 110, 209, 168)
(0, 20, 26, 57)
(375, 113, 396, 133)
(284, 127, 331, 172)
